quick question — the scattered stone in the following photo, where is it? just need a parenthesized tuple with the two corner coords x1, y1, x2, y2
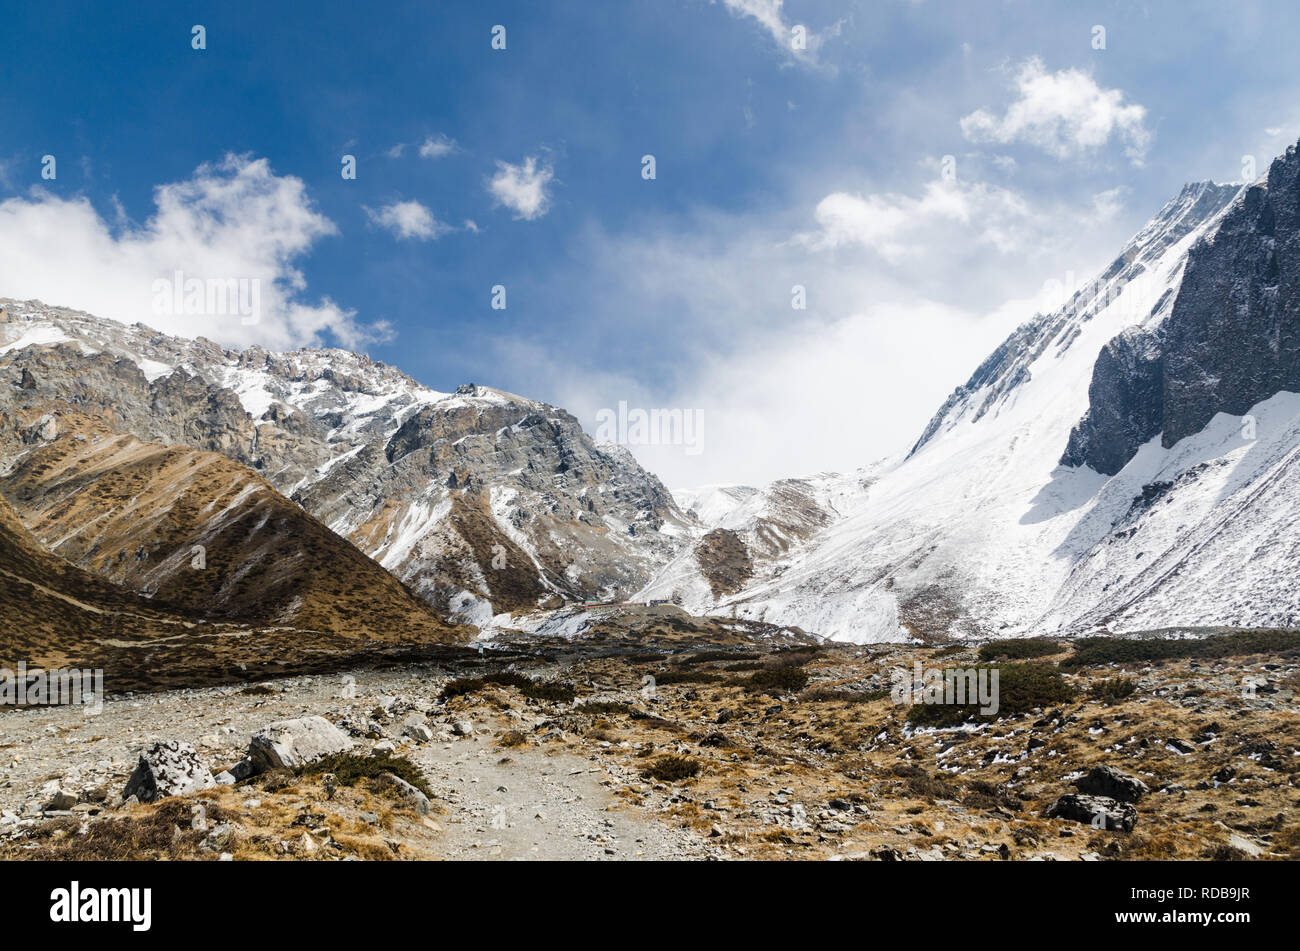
(403, 718, 434, 743)
(42, 788, 78, 812)
(1227, 833, 1263, 858)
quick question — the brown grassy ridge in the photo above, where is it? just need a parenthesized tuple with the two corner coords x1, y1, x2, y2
(1, 413, 466, 644)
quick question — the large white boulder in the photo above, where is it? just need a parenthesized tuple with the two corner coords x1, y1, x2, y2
(247, 716, 353, 771)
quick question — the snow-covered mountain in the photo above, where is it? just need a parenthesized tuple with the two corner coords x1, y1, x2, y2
(0, 300, 690, 624)
(640, 160, 1300, 642)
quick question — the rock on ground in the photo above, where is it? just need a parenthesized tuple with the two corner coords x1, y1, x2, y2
(247, 716, 353, 771)
(122, 741, 216, 804)
(1072, 765, 1149, 803)
(373, 773, 430, 815)
(1044, 794, 1138, 833)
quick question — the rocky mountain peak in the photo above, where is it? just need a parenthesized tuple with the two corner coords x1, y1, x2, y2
(911, 180, 1243, 459)
(0, 298, 690, 623)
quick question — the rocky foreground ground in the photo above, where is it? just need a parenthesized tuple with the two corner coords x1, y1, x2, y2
(1, 626, 1297, 861)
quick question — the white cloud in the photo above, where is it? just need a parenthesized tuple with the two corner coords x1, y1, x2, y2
(418, 134, 458, 159)
(960, 57, 1152, 164)
(548, 299, 1031, 489)
(0, 154, 381, 350)
(385, 143, 407, 158)
(1089, 186, 1127, 223)
(365, 199, 449, 241)
(487, 155, 555, 220)
(718, 0, 842, 67)
(721, 0, 787, 46)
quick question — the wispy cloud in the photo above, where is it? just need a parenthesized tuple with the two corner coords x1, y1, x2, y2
(418, 134, 458, 159)
(718, 0, 844, 68)
(487, 155, 555, 221)
(385, 134, 458, 160)
(961, 57, 1152, 165)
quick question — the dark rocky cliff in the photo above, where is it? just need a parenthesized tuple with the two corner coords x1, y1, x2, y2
(1063, 142, 1300, 474)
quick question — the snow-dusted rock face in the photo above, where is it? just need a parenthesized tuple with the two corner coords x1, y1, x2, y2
(0, 302, 689, 617)
(915, 181, 1244, 460)
(687, 176, 1273, 643)
(1060, 324, 1167, 475)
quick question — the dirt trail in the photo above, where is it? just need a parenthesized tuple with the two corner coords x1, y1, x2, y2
(412, 738, 706, 860)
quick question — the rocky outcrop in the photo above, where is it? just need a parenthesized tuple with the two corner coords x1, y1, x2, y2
(1060, 326, 1166, 474)
(695, 529, 754, 598)
(638, 470, 875, 613)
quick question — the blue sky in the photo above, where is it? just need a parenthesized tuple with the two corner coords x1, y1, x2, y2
(2, 0, 1299, 485)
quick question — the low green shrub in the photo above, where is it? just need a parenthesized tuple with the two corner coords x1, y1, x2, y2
(1063, 629, 1300, 669)
(440, 671, 577, 702)
(977, 638, 1061, 662)
(299, 752, 433, 798)
(1087, 678, 1138, 704)
(905, 662, 1076, 727)
(738, 665, 810, 695)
